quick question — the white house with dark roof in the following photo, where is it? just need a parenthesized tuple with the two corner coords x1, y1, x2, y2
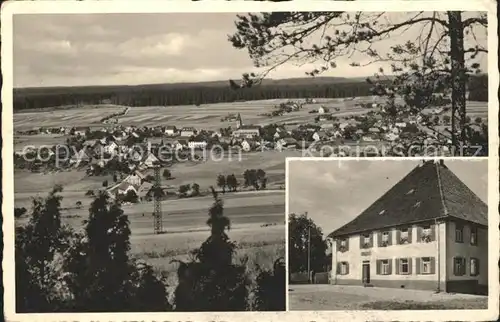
(140, 152, 160, 169)
(232, 113, 261, 138)
(164, 126, 177, 136)
(232, 125, 261, 139)
(180, 127, 196, 137)
(329, 160, 488, 295)
(188, 140, 208, 150)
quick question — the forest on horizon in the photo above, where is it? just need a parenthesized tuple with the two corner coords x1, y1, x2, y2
(13, 74, 488, 111)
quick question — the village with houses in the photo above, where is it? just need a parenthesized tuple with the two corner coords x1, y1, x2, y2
(12, 95, 489, 209)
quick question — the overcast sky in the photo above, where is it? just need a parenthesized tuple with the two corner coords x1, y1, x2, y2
(13, 12, 487, 88)
(288, 159, 488, 237)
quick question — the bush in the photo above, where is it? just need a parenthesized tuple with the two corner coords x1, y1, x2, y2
(163, 169, 172, 179)
(62, 192, 171, 311)
(16, 189, 172, 312)
(253, 258, 286, 311)
(85, 190, 94, 197)
(178, 184, 191, 198)
(15, 186, 76, 312)
(192, 183, 200, 197)
(173, 188, 249, 311)
(102, 180, 108, 187)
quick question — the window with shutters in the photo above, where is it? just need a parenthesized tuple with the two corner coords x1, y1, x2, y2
(470, 258, 479, 276)
(400, 228, 409, 244)
(400, 258, 409, 274)
(421, 224, 432, 243)
(453, 257, 466, 276)
(470, 226, 478, 245)
(455, 224, 464, 243)
(421, 257, 431, 274)
(381, 231, 390, 247)
(361, 233, 371, 248)
(381, 259, 390, 275)
(340, 262, 348, 275)
(339, 238, 348, 252)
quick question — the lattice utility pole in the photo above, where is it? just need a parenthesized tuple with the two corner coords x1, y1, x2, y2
(153, 165, 163, 234)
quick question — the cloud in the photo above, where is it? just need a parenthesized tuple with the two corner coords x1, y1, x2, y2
(118, 33, 194, 58)
(12, 12, 489, 88)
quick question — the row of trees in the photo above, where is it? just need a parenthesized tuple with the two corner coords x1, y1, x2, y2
(16, 186, 285, 312)
(216, 169, 269, 193)
(217, 174, 239, 193)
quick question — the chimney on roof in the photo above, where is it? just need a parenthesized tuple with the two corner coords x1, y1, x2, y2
(439, 159, 444, 166)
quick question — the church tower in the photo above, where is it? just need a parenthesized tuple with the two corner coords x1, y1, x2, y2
(236, 113, 243, 129)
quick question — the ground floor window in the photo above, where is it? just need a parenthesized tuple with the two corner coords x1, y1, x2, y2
(399, 258, 409, 274)
(421, 257, 431, 274)
(454, 257, 466, 276)
(339, 262, 349, 275)
(381, 260, 390, 275)
(470, 258, 479, 276)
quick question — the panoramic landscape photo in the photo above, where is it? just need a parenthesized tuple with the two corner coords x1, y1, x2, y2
(11, 10, 489, 313)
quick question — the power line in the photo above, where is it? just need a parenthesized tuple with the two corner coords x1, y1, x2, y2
(153, 164, 163, 234)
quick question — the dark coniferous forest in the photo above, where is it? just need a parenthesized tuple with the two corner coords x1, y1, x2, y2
(13, 75, 488, 111)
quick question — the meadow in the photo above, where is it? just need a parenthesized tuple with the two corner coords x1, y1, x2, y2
(15, 181, 286, 300)
(13, 97, 488, 141)
(14, 104, 126, 130)
(14, 151, 288, 293)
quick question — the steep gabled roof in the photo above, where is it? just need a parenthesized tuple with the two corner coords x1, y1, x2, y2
(329, 160, 487, 238)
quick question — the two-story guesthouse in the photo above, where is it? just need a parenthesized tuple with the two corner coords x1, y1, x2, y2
(329, 160, 488, 295)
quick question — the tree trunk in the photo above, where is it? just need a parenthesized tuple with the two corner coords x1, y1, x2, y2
(448, 11, 467, 153)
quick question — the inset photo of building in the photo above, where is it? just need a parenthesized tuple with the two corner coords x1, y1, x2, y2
(287, 158, 490, 311)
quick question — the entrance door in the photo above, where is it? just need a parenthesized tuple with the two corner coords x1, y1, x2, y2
(362, 262, 370, 284)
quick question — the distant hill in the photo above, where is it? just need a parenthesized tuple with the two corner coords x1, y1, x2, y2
(14, 76, 366, 97)
(12, 74, 486, 111)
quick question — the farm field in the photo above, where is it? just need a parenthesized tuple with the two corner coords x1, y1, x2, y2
(13, 104, 126, 131)
(14, 147, 295, 207)
(288, 284, 488, 310)
(14, 134, 69, 153)
(13, 98, 488, 135)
